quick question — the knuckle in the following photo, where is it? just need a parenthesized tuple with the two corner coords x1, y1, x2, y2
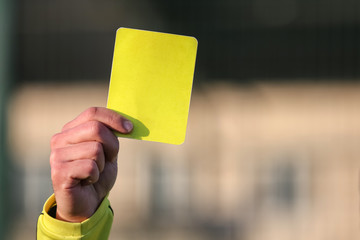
(84, 161, 99, 180)
(50, 133, 61, 149)
(50, 161, 63, 184)
(92, 142, 103, 156)
(61, 122, 71, 131)
(88, 121, 105, 136)
(49, 148, 61, 165)
(84, 107, 99, 120)
(87, 142, 104, 161)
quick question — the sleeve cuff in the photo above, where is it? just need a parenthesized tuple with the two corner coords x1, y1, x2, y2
(37, 194, 113, 239)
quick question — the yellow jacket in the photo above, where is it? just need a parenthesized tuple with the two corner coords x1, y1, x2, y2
(37, 195, 113, 240)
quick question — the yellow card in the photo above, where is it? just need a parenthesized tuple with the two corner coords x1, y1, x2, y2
(107, 28, 198, 145)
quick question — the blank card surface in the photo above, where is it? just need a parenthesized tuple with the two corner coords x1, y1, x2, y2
(107, 28, 198, 145)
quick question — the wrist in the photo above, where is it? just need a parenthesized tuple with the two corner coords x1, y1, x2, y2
(53, 192, 101, 223)
(55, 210, 90, 223)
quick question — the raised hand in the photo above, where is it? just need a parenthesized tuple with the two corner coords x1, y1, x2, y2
(49, 107, 133, 222)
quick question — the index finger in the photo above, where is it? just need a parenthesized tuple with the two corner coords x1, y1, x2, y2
(62, 107, 133, 134)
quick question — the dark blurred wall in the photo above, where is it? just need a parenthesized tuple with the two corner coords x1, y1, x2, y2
(17, 0, 164, 82)
(16, 0, 360, 84)
(153, 0, 360, 81)
(0, 0, 15, 237)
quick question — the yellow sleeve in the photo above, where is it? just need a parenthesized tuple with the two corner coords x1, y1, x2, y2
(37, 194, 114, 240)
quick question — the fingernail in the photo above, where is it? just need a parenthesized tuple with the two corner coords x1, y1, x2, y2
(123, 120, 133, 132)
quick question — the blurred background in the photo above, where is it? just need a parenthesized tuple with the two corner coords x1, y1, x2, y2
(1, 0, 360, 239)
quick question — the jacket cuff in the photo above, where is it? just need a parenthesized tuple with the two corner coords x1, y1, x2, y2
(37, 194, 113, 239)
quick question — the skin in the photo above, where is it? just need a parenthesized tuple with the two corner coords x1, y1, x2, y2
(50, 107, 133, 222)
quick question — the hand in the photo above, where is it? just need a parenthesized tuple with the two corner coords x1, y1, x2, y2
(50, 107, 133, 222)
